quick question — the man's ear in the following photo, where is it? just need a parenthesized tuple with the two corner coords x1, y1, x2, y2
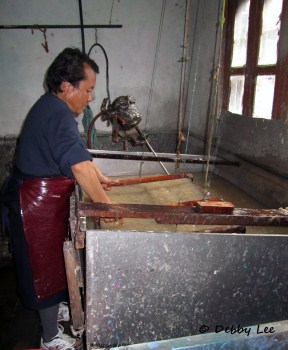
(60, 81, 72, 94)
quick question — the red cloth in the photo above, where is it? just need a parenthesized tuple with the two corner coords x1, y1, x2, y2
(20, 177, 75, 300)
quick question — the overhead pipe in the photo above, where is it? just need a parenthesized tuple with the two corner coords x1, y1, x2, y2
(78, 0, 86, 53)
(88, 149, 240, 166)
(0, 24, 122, 29)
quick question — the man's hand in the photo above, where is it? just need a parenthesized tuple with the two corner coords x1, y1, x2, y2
(102, 217, 124, 225)
(71, 161, 123, 224)
(99, 175, 119, 191)
(71, 161, 112, 203)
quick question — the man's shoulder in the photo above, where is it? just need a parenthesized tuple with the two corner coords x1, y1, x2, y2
(29, 92, 71, 120)
(37, 92, 67, 111)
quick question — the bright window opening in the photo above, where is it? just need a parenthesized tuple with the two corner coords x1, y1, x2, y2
(258, 0, 282, 65)
(229, 76, 245, 114)
(231, 0, 250, 67)
(253, 75, 275, 119)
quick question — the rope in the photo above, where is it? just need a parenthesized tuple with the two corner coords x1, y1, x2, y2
(109, 0, 115, 25)
(184, 0, 203, 155)
(203, 0, 226, 197)
(139, 0, 166, 177)
(144, 0, 166, 132)
(176, 0, 192, 158)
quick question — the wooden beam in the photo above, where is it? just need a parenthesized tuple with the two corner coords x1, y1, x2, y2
(63, 241, 84, 331)
(109, 173, 192, 186)
(77, 202, 288, 227)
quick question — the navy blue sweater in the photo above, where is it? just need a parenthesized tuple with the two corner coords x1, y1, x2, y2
(15, 92, 92, 178)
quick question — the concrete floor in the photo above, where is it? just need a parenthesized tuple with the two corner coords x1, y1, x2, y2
(0, 253, 42, 349)
(0, 242, 83, 350)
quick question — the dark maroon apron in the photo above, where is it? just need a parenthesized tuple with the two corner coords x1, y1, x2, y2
(20, 177, 75, 301)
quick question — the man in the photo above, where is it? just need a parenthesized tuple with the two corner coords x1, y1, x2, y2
(3, 48, 117, 349)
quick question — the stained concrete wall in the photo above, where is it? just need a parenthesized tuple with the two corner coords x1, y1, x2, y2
(0, 0, 187, 185)
(217, 112, 288, 179)
(0, 0, 205, 185)
(0, 0, 185, 136)
(183, 0, 223, 147)
(212, 112, 288, 208)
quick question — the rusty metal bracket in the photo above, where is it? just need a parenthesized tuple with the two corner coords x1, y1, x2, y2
(70, 185, 88, 249)
(75, 216, 86, 249)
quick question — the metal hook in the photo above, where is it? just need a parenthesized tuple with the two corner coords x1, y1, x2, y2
(39, 27, 49, 53)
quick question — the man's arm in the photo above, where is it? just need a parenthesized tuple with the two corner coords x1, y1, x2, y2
(71, 160, 111, 203)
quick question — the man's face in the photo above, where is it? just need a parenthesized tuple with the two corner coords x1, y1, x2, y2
(60, 63, 96, 116)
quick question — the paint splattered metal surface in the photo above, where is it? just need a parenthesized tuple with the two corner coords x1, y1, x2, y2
(85, 230, 288, 349)
(110, 320, 288, 349)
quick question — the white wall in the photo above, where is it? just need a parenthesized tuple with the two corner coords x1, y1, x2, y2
(0, 0, 186, 136)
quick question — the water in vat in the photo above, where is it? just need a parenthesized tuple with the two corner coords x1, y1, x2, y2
(99, 172, 287, 235)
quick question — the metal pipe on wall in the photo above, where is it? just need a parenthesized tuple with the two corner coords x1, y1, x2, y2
(0, 24, 122, 29)
(78, 0, 86, 53)
(176, 0, 191, 155)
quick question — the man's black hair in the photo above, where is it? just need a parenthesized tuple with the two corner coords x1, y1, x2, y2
(45, 47, 99, 93)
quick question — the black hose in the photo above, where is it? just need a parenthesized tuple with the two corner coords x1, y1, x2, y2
(87, 43, 111, 103)
(78, 0, 85, 53)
